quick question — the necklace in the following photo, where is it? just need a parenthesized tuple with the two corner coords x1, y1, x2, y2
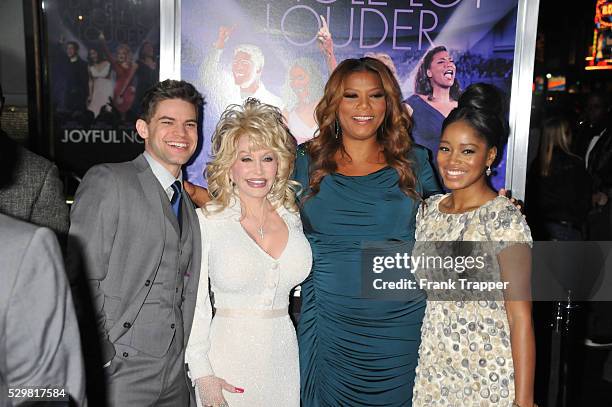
(256, 200, 267, 240)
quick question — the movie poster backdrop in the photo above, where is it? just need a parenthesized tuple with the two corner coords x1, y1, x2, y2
(182, 0, 519, 189)
(43, 0, 160, 176)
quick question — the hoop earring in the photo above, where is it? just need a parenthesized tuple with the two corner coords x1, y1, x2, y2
(485, 166, 492, 176)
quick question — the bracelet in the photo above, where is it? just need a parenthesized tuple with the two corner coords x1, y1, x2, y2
(512, 402, 538, 407)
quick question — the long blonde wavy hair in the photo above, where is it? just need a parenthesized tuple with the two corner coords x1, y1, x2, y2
(205, 98, 299, 213)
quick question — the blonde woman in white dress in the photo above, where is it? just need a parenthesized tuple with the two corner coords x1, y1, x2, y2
(185, 98, 312, 407)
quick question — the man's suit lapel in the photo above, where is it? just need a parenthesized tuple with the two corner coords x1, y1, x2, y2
(181, 191, 201, 270)
(180, 187, 201, 345)
(134, 154, 160, 206)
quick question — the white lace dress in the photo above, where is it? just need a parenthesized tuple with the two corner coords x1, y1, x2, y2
(186, 201, 312, 406)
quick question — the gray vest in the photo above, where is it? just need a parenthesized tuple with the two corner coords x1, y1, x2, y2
(118, 186, 194, 357)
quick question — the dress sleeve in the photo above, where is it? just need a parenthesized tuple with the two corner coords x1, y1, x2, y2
(488, 199, 533, 303)
(185, 209, 215, 382)
(486, 198, 533, 253)
(411, 145, 442, 198)
(100, 40, 118, 71)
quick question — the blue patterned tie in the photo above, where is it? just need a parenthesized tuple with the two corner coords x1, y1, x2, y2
(170, 180, 182, 231)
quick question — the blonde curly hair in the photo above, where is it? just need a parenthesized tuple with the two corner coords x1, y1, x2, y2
(205, 98, 299, 213)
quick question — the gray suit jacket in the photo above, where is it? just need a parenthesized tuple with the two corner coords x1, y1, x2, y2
(67, 154, 202, 364)
(0, 214, 85, 406)
(0, 132, 70, 247)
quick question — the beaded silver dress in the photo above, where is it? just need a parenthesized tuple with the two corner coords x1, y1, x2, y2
(412, 194, 532, 406)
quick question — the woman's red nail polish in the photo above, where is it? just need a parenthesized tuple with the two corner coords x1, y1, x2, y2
(235, 387, 244, 393)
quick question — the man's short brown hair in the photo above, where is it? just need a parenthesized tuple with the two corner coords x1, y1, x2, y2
(140, 80, 204, 122)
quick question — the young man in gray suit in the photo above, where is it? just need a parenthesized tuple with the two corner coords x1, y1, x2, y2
(68, 80, 204, 406)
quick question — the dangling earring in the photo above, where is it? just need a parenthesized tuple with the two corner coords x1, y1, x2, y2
(334, 118, 342, 139)
(485, 166, 492, 176)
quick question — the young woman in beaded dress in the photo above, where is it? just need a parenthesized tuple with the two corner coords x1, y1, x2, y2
(412, 83, 536, 407)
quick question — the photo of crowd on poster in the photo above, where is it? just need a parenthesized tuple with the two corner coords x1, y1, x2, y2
(44, 0, 160, 175)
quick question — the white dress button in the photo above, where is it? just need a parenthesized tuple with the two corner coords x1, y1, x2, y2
(271, 262, 279, 270)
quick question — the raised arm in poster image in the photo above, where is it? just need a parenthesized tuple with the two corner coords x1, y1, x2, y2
(316, 15, 400, 82)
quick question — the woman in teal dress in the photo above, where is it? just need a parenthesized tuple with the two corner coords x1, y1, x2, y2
(294, 57, 441, 406)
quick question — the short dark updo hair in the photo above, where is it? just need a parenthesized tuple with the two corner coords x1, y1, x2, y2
(140, 79, 204, 122)
(441, 83, 508, 166)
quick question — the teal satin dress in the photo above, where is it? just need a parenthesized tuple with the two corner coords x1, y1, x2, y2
(295, 145, 441, 406)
